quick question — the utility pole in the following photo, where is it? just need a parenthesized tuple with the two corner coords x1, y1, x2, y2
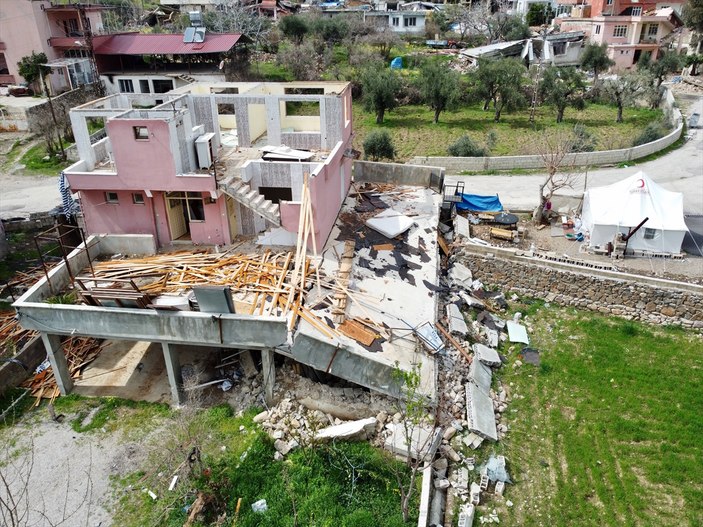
(528, 6, 550, 127)
(40, 73, 66, 161)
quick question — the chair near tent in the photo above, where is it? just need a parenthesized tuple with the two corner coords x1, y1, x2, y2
(581, 171, 689, 255)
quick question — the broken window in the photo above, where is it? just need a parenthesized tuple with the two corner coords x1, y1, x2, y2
(644, 228, 656, 240)
(139, 79, 150, 93)
(404, 17, 417, 27)
(552, 42, 566, 55)
(133, 126, 149, 140)
(105, 192, 119, 204)
(132, 193, 145, 204)
(152, 79, 174, 93)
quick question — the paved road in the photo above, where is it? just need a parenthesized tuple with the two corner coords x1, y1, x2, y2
(446, 96, 703, 215)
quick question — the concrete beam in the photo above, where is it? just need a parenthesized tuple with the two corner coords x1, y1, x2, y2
(15, 305, 288, 349)
(261, 348, 275, 406)
(162, 342, 183, 405)
(40, 333, 73, 395)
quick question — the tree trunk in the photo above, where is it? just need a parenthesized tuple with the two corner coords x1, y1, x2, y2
(433, 108, 441, 124)
(556, 106, 565, 123)
(494, 103, 502, 122)
(483, 99, 490, 111)
(616, 103, 623, 123)
(376, 108, 385, 124)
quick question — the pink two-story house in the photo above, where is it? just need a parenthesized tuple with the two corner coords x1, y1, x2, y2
(63, 81, 354, 249)
(556, 0, 684, 69)
(0, 1, 105, 91)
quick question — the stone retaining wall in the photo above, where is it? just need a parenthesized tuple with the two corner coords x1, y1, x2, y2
(456, 249, 703, 329)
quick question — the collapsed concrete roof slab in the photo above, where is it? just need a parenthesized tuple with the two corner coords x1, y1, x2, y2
(468, 359, 493, 395)
(466, 382, 498, 441)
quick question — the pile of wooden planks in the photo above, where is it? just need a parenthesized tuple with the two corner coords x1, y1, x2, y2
(0, 312, 37, 356)
(21, 337, 105, 405)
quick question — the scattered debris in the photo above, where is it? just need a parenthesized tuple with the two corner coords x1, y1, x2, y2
(251, 499, 268, 513)
(506, 321, 530, 344)
(315, 417, 377, 442)
(365, 209, 415, 238)
(520, 347, 541, 366)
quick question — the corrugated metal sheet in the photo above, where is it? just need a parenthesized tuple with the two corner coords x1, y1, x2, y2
(93, 33, 242, 55)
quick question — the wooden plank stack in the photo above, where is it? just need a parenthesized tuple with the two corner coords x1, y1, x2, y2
(0, 312, 38, 356)
(21, 337, 106, 405)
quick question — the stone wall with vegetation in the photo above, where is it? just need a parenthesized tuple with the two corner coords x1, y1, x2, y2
(456, 249, 703, 329)
(412, 88, 682, 172)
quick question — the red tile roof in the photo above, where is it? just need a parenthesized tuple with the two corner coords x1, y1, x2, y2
(93, 33, 243, 56)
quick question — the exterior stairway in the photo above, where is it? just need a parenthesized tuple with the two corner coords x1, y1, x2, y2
(219, 175, 281, 226)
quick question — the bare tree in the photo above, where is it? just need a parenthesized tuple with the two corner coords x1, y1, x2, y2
(389, 360, 438, 523)
(533, 131, 582, 224)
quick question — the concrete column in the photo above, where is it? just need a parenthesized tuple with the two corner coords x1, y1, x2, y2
(162, 342, 183, 405)
(261, 348, 275, 406)
(69, 113, 96, 170)
(40, 333, 73, 395)
(265, 98, 281, 146)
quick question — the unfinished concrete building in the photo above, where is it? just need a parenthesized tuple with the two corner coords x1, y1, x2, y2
(64, 81, 354, 249)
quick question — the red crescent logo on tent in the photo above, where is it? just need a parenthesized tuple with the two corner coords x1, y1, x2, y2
(637, 179, 645, 188)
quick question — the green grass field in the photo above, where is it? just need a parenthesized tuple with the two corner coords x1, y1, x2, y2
(353, 103, 663, 161)
(494, 304, 703, 527)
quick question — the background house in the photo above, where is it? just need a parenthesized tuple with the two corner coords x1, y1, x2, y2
(557, 2, 684, 69)
(92, 32, 246, 95)
(64, 81, 353, 249)
(0, 0, 105, 91)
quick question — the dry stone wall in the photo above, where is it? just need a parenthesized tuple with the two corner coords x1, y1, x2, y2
(456, 250, 703, 329)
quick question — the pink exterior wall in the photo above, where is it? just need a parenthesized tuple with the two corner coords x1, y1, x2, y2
(279, 142, 353, 248)
(188, 197, 231, 246)
(79, 190, 157, 239)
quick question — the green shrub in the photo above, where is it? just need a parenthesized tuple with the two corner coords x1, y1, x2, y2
(632, 120, 668, 146)
(447, 135, 489, 157)
(570, 124, 596, 152)
(363, 130, 396, 161)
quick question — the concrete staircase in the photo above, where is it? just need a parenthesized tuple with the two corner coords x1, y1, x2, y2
(219, 176, 281, 226)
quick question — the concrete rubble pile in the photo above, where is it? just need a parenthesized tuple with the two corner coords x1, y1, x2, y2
(422, 249, 526, 527)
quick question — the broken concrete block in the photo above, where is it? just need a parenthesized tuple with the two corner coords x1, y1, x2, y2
(432, 457, 448, 472)
(253, 411, 269, 424)
(447, 303, 469, 336)
(459, 291, 485, 310)
(495, 481, 505, 497)
(454, 214, 471, 239)
(472, 343, 502, 368)
(470, 482, 481, 505)
(315, 417, 376, 442)
(455, 467, 469, 491)
(469, 360, 493, 395)
(274, 439, 291, 455)
(485, 328, 499, 348)
(434, 478, 450, 489)
(449, 262, 473, 287)
(458, 504, 475, 527)
(444, 426, 458, 441)
(384, 422, 441, 461)
(466, 383, 498, 442)
(441, 445, 462, 463)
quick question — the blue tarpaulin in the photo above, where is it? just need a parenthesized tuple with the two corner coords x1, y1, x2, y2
(456, 193, 503, 212)
(390, 57, 403, 69)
